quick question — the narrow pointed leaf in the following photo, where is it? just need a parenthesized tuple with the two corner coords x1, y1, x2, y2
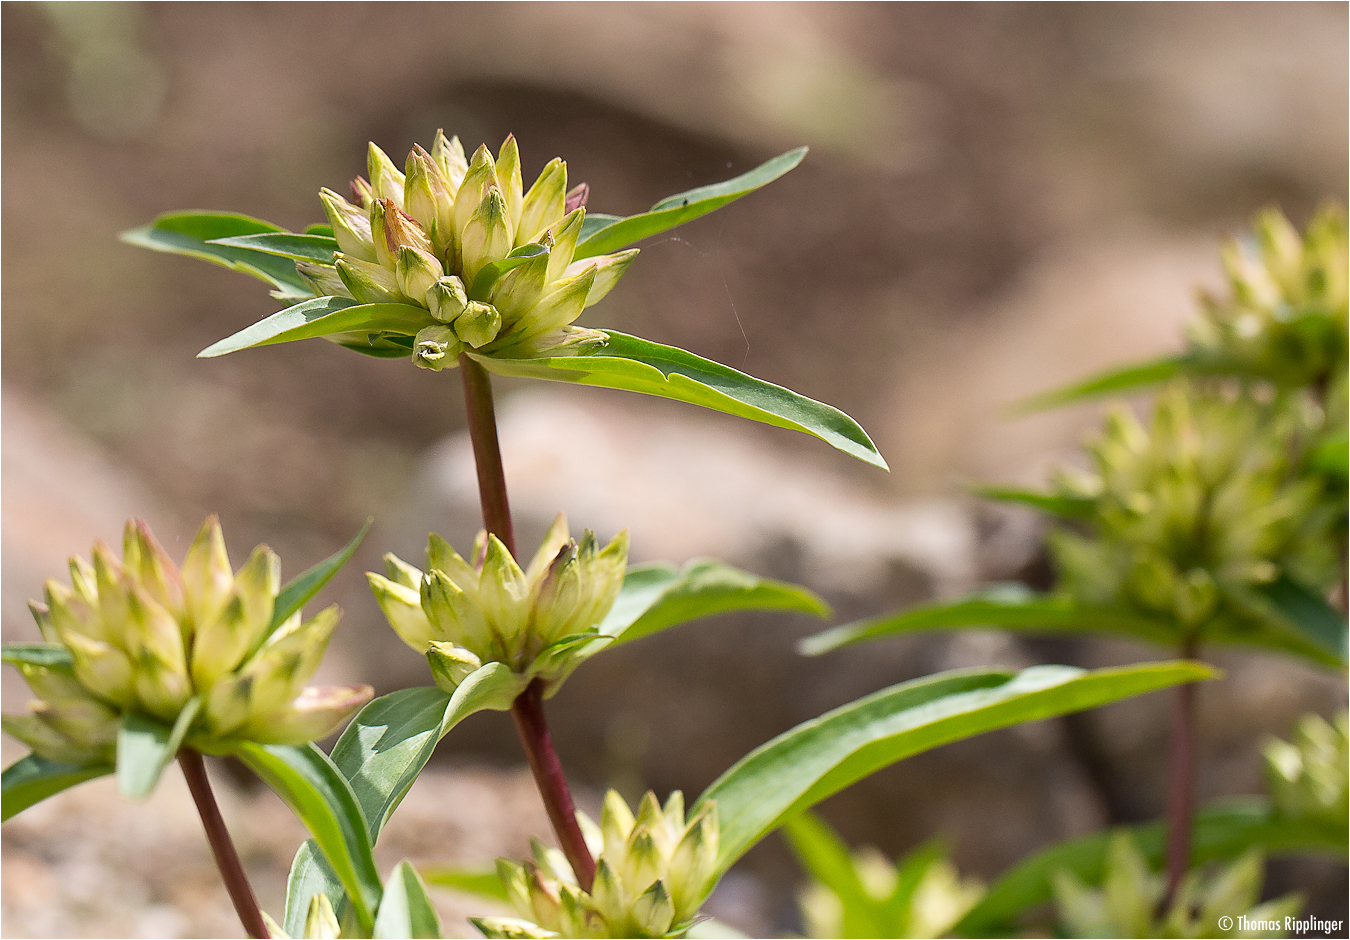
(574, 148, 807, 259)
(695, 661, 1214, 874)
(2, 643, 74, 671)
(1, 754, 113, 822)
(955, 797, 1348, 936)
(199, 297, 436, 358)
(600, 560, 829, 646)
(116, 697, 202, 800)
(237, 742, 382, 933)
(972, 485, 1095, 519)
(579, 213, 623, 242)
(121, 211, 311, 296)
(1010, 355, 1194, 414)
(420, 865, 510, 904)
(1249, 575, 1348, 665)
(208, 232, 341, 263)
(284, 842, 347, 940)
(472, 330, 886, 468)
(270, 519, 372, 634)
(799, 588, 1176, 657)
(373, 861, 443, 939)
(781, 813, 880, 937)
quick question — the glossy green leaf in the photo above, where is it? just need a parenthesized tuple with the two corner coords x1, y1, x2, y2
(374, 861, 443, 939)
(305, 223, 335, 237)
(1, 754, 113, 822)
(1010, 355, 1193, 414)
(270, 519, 372, 634)
(208, 232, 340, 263)
(574, 148, 807, 259)
(972, 485, 1096, 519)
(2, 643, 74, 671)
(799, 587, 1176, 657)
(1250, 575, 1348, 665)
(695, 661, 1214, 874)
(199, 297, 436, 358)
(472, 330, 886, 469)
(116, 697, 201, 801)
(237, 742, 382, 933)
(283, 842, 347, 939)
(781, 813, 880, 937)
(955, 797, 1348, 936)
(579, 213, 623, 242)
(600, 560, 829, 647)
(120, 211, 312, 299)
(468, 243, 549, 301)
(420, 864, 509, 904)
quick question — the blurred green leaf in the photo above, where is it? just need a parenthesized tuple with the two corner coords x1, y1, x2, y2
(799, 588, 1176, 657)
(781, 813, 881, 937)
(1250, 575, 1348, 665)
(472, 330, 887, 469)
(199, 297, 436, 358)
(116, 697, 201, 801)
(2, 643, 74, 671)
(269, 520, 372, 635)
(696, 661, 1214, 875)
(420, 864, 509, 904)
(120, 211, 312, 298)
(973, 485, 1096, 519)
(237, 742, 382, 933)
(1, 754, 112, 822)
(208, 232, 340, 263)
(574, 148, 807, 259)
(373, 861, 443, 939)
(1011, 355, 1193, 413)
(955, 796, 1348, 936)
(1308, 429, 1349, 480)
(601, 560, 830, 647)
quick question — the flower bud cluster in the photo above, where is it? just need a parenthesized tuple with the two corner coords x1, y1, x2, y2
(1187, 206, 1347, 390)
(1048, 385, 1340, 637)
(2, 518, 372, 763)
(475, 790, 720, 939)
(1052, 835, 1300, 938)
(300, 132, 638, 365)
(367, 514, 627, 691)
(1264, 712, 1348, 827)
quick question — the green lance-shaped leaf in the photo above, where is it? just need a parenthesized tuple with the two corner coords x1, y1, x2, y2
(1247, 575, 1349, 666)
(472, 330, 886, 469)
(120, 211, 313, 300)
(694, 661, 1214, 875)
(373, 861, 443, 939)
(420, 864, 511, 904)
(269, 520, 372, 636)
(971, 485, 1096, 519)
(573, 148, 808, 259)
(600, 560, 830, 647)
(1009, 355, 1195, 414)
(2, 643, 75, 670)
(1, 754, 113, 822)
(781, 812, 882, 938)
(198, 297, 437, 359)
(284, 842, 347, 939)
(116, 696, 202, 801)
(207, 232, 341, 263)
(799, 586, 1177, 657)
(954, 796, 1348, 936)
(236, 742, 383, 934)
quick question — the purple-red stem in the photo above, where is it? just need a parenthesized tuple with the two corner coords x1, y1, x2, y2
(1163, 637, 1199, 908)
(179, 748, 269, 939)
(458, 353, 596, 890)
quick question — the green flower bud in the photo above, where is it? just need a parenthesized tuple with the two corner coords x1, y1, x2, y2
(1264, 712, 1348, 826)
(497, 134, 524, 232)
(2, 713, 99, 765)
(304, 892, 341, 940)
(427, 275, 470, 323)
(337, 254, 404, 305)
(453, 145, 498, 251)
(432, 129, 470, 192)
(489, 249, 552, 329)
(372, 198, 434, 270)
(396, 245, 444, 303)
(350, 175, 375, 209)
(239, 683, 374, 747)
(297, 261, 351, 299)
(404, 144, 455, 254)
(413, 324, 462, 372)
(455, 301, 503, 348)
(426, 641, 483, 692)
(368, 142, 406, 208)
(461, 186, 515, 287)
(320, 188, 377, 262)
(367, 572, 436, 651)
(517, 159, 568, 248)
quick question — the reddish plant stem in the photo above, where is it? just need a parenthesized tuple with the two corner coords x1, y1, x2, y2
(512, 680, 598, 890)
(458, 353, 596, 890)
(1163, 637, 1200, 909)
(179, 748, 269, 939)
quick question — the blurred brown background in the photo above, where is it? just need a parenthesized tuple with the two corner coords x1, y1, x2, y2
(2, 3, 1346, 937)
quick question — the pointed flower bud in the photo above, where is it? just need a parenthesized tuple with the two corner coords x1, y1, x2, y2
(304, 893, 342, 940)
(368, 142, 406, 208)
(337, 254, 404, 305)
(427, 275, 470, 323)
(461, 186, 515, 286)
(396, 245, 444, 302)
(404, 144, 455, 252)
(413, 325, 462, 372)
(372, 198, 433, 269)
(4, 518, 370, 777)
(497, 134, 525, 231)
(320, 188, 377, 262)
(432, 129, 470, 191)
(455, 301, 503, 348)
(517, 158, 568, 247)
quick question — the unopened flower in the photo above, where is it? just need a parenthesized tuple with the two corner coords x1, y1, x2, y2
(2, 518, 372, 764)
(1264, 711, 1348, 827)
(367, 514, 626, 693)
(475, 790, 719, 939)
(307, 133, 638, 364)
